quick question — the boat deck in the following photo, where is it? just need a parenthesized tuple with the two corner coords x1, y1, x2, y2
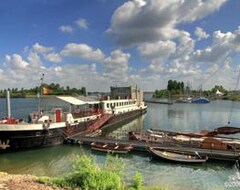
(66, 136, 240, 161)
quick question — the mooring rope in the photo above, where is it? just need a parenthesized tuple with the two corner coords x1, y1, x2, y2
(228, 69, 240, 125)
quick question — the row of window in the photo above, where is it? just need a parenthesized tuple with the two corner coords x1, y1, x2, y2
(105, 101, 135, 108)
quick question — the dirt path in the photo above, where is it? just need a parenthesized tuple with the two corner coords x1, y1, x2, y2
(0, 172, 63, 190)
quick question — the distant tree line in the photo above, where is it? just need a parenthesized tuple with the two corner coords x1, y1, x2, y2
(153, 79, 229, 99)
(0, 83, 86, 98)
(167, 80, 185, 94)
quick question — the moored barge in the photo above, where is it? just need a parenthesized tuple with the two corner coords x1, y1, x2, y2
(0, 86, 147, 152)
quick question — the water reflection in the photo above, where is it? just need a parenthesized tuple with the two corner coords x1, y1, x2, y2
(1, 99, 240, 189)
(102, 114, 146, 139)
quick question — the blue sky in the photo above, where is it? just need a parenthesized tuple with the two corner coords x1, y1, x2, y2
(0, 0, 240, 91)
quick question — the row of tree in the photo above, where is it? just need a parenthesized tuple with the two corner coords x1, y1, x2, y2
(0, 83, 86, 98)
(153, 80, 228, 98)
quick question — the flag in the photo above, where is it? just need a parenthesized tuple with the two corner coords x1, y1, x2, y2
(42, 87, 51, 95)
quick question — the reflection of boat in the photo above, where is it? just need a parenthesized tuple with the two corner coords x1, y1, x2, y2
(148, 147, 208, 163)
(91, 142, 133, 154)
(192, 97, 210, 104)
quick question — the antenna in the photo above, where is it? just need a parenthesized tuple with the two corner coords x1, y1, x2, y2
(38, 73, 44, 113)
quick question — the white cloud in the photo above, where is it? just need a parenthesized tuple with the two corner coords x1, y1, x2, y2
(33, 43, 53, 54)
(61, 43, 105, 61)
(103, 49, 130, 82)
(31, 43, 63, 63)
(76, 18, 89, 29)
(191, 28, 240, 63)
(177, 0, 227, 23)
(108, 0, 227, 46)
(138, 40, 176, 60)
(194, 27, 209, 40)
(28, 51, 43, 67)
(59, 25, 74, 33)
(5, 54, 29, 69)
(45, 53, 62, 63)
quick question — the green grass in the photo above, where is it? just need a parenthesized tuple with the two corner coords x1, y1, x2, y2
(39, 154, 167, 190)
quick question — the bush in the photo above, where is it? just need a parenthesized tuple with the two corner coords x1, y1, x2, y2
(39, 154, 167, 190)
(132, 172, 143, 190)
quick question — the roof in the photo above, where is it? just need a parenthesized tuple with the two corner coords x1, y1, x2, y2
(76, 96, 100, 104)
(216, 89, 224, 95)
(56, 96, 86, 105)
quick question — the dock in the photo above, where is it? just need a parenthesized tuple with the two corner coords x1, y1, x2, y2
(65, 135, 240, 161)
(145, 100, 173, 105)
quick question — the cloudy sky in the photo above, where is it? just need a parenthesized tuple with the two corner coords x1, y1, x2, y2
(0, 0, 240, 92)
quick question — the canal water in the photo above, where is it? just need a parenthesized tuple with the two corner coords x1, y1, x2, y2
(0, 98, 240, 190)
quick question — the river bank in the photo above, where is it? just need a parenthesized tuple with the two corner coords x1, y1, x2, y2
(0, 172, 62, 190)
(1, 99, 239, 189)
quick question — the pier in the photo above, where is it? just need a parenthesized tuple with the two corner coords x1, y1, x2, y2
(65, 135, 240, 162)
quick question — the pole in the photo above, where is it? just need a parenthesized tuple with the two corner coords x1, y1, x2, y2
(6, 90, 11, 118)
(38, 73, 44, 113)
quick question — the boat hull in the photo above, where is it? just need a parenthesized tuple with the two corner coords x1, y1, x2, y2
(0, 121, 91, 152)
(0, 129, 65, 152)
(149, 147, 207, 163)
(91, 142, 133, 154)
(102, 107, 147, 129)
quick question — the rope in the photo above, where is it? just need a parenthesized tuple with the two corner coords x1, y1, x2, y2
(196, 57, 231, 90)
(228, 69, 240, 125)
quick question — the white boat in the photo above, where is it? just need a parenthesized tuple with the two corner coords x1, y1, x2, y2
(148, 147, 208, 163)
(0, 95, 106, 152)
(0, 86, 147, 152)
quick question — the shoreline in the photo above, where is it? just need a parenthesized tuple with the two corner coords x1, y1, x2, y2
(0, 172, 61, 190)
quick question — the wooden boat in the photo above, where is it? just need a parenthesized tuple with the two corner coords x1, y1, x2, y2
(91, 142, 133, 154)
(148, 147, 208, 163)
(214, 126, 240, 135)
(148, 128, 217, 138)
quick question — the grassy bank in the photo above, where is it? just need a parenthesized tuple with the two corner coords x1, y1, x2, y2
(39, 154, 167, 190)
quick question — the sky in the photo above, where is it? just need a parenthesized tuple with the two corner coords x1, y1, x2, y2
(0, 0, 240, 92)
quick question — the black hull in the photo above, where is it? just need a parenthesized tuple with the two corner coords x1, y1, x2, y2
(0, 129, 64, 153)
(0, 121, 91, 153)
(0, 108, 147, 153)
(102, 108, 147, 130)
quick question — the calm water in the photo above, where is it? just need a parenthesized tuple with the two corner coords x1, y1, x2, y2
(0, 98, 240, 190)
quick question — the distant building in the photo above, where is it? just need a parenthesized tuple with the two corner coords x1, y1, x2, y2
(216, 89, 224, 96)
(110, 86, 143, 106)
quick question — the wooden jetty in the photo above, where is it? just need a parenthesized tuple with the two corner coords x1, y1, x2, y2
(65, 135, 240, 161)
(145, 100, 173, 105)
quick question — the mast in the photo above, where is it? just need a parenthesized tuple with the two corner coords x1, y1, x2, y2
(38, 73, 44, 114)
(6, 90, 11, 118)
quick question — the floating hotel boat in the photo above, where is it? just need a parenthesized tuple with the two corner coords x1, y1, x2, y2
(0, 86, 147, 152)
(148, 147, 208, 163)
(91, 142, 133, 154)
(0, 95, 108, 152)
